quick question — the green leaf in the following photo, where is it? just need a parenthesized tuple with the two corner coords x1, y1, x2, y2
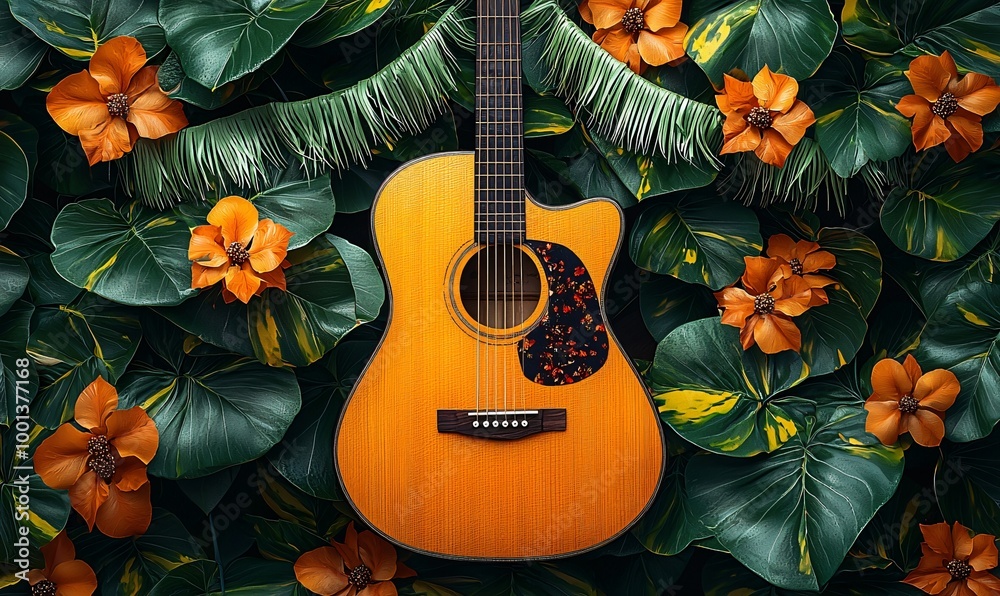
(0, 247, 28, 317)
(158, 51, 283, 111)
(808, 51, 912, 177)
(795, 288, 868, 378)
(593, 135, 718, 199)
(255, 462, 348, 537)
(0, 127, 29, 232)
(74, 509, 207, 594)
(938, 429, 1000, 537)
(176, 467, 239, 515)
(631, 453, 711, 555)
(0, 2, 46, 90)
(50, 200, 198, 307)
(248, 515, 327, 563)
(118, 335, 302, 479)
(159, 0, 326, 89)
(0, 301, 33, 427)
(688, 405, 904, 591)
(267, 330, 377, 499)
(565, 150, 636, 208)
(149, 558, 303, 596)
(638, 274, 717, 343)
(815, 227, 883, 317)
(842, 0, 1000, 78)
(27, 295, 141, 428)
(685, 0, 837, 85)
(524, 92, 575, 138)
(881, 150, 1000, 262)
(598, 551, 689, 596)
(629, 192, 762, 289)
(294, 0, 395, 47)
(847, 477, 924, 573)
(9, 0, 163, 60)
(647, 317, 808, 457)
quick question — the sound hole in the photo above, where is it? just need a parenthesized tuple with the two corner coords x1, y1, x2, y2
(459, 244, 542, 328)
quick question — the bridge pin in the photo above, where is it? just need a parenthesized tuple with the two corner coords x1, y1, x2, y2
(472, 420, 480, 428)
(502, 420, 509, 427)
(492, 420, 499, 427)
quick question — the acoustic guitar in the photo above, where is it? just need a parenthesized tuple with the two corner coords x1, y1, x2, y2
(334, 0, 665, 560)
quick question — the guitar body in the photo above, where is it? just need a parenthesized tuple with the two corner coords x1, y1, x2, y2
(335, 152, 664, 560)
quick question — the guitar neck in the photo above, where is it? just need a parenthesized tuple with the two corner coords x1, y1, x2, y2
(475, 0, 524, 244)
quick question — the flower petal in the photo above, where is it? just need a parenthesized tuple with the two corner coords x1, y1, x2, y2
(907, 54, 952, 102)
(89, 36, 147, 96)
(921, 523, 957, 558)
(864, 400, 902, 445)
(192, 263, 229, 290)
(248, 219, 293, 274)
(754, 129, 795, 168)
(947, 112, 984, 153)
(114, 456, 150, 492)
(765, 234, 799, 263)
(953, 522, 976, 560)
(954, 74, 1000, 115)
(944, 131, 975, 162)
(361, 582, 398, 596)
(636, 23, 687, 67)
(294, 546, 350, 596)
(74, 376, 119, 431)
(903, 565, 955, 595)
(773, 276, 814, 317)
(722, 74, 758, 114)
(587, 0, 629, 29)
(906, 409, 945, 447)
(896, 94, 931, 118)
(903, 354, 923, 387)
(40, 530, 76, 573)
(771, 100, 815, 146)
(69, 471, 109, 531)
(968, 534, 999, 571)
(595, 27, 634, 64)
(208, 196, 259, 248)
(335, 522, 362, 570)
(642, 0, 682, 30)
(189, 225, 229, 267)
(224, 263, 262, 304)
(126, 66, 188, 139)
(714, 286, 756, 328)
(358, 531, 398, 581)
(968, 571, 1000, 595)
(45, 71, 109, 136)
(96, 479, 152, 538)
(256, 266, 288, 294)
(752, 314, 801, 354)
(105, 407, 159, 464)
(913, 369, 960, 412)
(721, 125, 762, 154)
(739, 315, 758, 349)
(753, 66, 799, 113)
(48, 560, 98, 596)
(78, 117, 133, 166)
(871, 358, 913, 401)
(801, 249, 836, 273)
(33, 424, 93, 490)
(740, 256, 783, 295)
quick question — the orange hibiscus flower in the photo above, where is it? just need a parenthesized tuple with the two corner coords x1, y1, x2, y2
(294, 522, 416, 595)
(714, 256, 815, 354)
(33, 377, 159, 538)
(716, 66, 816, 168)
(766, 234, 837, 306)
(189, 196, 294, 304)
(46, 36, 187, 166)
(579, 0, 687, 74)
(863, 355, 959, 447)
(896, 51, 1000, 163)
(904, 522, 1000, 595)
(26, 530, 97, 596)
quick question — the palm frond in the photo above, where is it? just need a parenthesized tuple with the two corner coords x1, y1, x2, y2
(521, 0, 722, 168)
(717, 139, 849, 214)
(126, 6, 474, 208)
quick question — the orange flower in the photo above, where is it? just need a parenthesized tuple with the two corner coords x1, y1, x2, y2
(579, 0, 687, 74)
(766, 234, 837, 306)
(716, 66, 816, 168)
(189, 196, 294, 304)
(714, 256, 814, 354)
(294, 522, 416, 595)
(863, 355, 959, 447)
(896, 51, 1000, 163)
(26, 530, 97, 596)
(903, 522, 1000, 595)
(33, 377, 159, 538)
(46, 36, 188, 166)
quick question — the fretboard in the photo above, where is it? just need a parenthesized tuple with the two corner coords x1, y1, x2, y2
(475, 0, 524, 244)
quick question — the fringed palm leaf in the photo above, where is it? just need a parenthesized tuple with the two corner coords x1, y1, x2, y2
(521, 0, 722, 168)
(127, 6, 474, 208)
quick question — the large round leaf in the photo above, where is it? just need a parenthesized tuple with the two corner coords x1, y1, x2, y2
(815, 227, 882, 317)
(0, 127, 29, 232)
(0, 247, 28, 317)
(159, 0, 326, 89)
(639, 274, 717, 343)
(593, 135, 719, 200)
(50, 199, 198, 307)
(938, 429, 1000, 537)
(842, 0, 1000, 78)
(27, 295, 141, 428)
(294, 0, 395, 47)
(9, 0, 163, 60)
(118, 342, 301, 479)
(0, 301, 33, 428)
(0, 2, 46, 90)
(158, 51, 283, 111)
(684, 0, 837, 85)
(808, 50, 911, 178)
(631, 451, 711, 556)
(881, 150, 1000, 262)
(647, 317, 809, 457)
(524, 92, 575, 138)
(148, 558, 302, 595)
(630, 192, 762, 289)
(688, 405, 904, 591)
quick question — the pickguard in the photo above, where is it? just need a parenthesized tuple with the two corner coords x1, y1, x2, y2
(518, 240, 609, 385)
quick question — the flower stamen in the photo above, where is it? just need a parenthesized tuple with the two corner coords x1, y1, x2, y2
(753, 294, 775, 315)
(946, 558, 972, 580)
(87, 435, 116, 482)
(931, 92, 959, 119)
(226, 242, 250, 265)
(31, 580, 57, 596)
(347, 564, 373, 590)
(898, 395, 919, 414)
(106, 93, 129, 118)
(788, 258, 804, 276)
(746, 106, 773, 129)
(620, 7, 645, 33)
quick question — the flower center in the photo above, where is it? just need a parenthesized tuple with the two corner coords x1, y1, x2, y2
(347, 564, 373, 589)
(746, 106, 773, 129)
(620, 7, 645, 33)
(31, 581, 57, 596)
(106, 93, 129, 118)
(788, 258, 804, 276)
(946, 558, 972, 580)
(226, 242, 250, 265)
(87, 434, 115, 482)
(932, 92, 959, 119)
(754, 294, 775, 315)
(898, 395, 920, 414)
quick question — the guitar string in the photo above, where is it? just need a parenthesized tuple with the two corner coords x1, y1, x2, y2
(502, 0, 509, 430)
(474, 0, 481, 427)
